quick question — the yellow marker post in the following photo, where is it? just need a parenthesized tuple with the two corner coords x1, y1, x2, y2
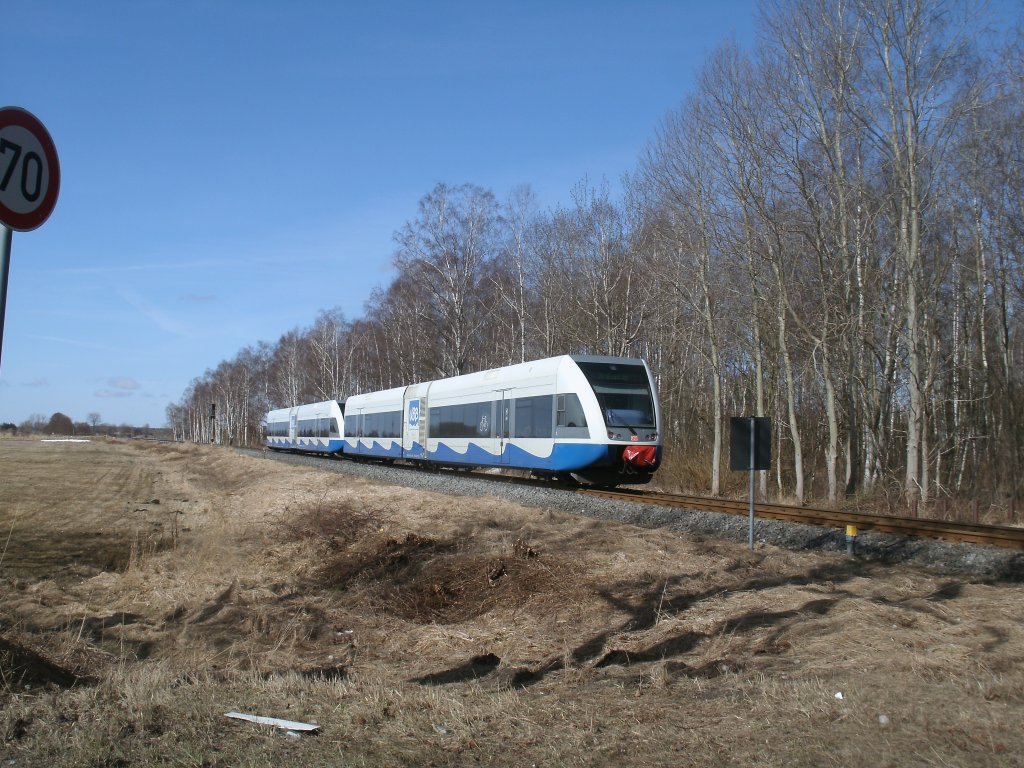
(846, 525, 858, 556)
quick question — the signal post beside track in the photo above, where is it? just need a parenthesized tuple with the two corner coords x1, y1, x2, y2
(730, 416, 771, 550)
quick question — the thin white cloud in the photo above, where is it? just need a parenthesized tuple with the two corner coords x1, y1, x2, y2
(22, 378, 48, 387)
(27, 334, 122, 352)
(37, 257, 247, 276)
(39, 253, 328, 277)
(108, 376, 141, 391)
(95, 376, 142, 398)
(119, 290, 189, 336)
(95, 389, 133, 398)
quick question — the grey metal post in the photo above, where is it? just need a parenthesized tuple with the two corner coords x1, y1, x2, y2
(0, 225, 12, 371)
(748, 415, 755, 550)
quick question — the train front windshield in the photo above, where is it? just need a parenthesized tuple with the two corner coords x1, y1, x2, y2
(576, 361, 656, 429)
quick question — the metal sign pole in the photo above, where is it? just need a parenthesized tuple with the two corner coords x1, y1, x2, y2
(748, 415, 755, 550)
(0, 225, 12, 371)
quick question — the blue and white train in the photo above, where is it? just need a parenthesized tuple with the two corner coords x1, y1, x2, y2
(264, 354, 661, 485)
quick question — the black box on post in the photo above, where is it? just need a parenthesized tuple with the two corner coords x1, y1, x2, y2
(729, 416, 771, 471)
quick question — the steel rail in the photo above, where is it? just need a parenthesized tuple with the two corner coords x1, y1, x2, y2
(577, 488, 1024, 550)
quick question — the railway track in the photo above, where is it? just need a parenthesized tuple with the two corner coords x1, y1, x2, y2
(578, 487, 1024, 550)
(247, 448, 1024, 551)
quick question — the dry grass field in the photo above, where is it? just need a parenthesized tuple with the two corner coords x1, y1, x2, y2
(1, 438, 1023, 767)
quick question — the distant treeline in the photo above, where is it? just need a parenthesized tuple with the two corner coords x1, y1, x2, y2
(11, 412, 170, 440)
(169, 0, 1024, 509)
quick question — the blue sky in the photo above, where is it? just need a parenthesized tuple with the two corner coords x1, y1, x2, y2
(2, 0, 763, 426)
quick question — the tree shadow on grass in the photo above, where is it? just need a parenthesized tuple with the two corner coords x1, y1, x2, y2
(411, 558, 880, 688)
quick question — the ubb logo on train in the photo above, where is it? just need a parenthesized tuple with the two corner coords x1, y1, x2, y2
(408, 400, 420, 428)
(0, 108, 60, 232)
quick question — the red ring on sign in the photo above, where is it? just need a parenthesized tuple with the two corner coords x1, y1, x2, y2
(0, 107, 61, 231)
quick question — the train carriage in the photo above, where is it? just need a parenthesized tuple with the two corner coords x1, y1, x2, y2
(342, 386, 405, 459)
(263, 400, 345, 454)
(414, 355, 660, 484)
(265, 354, 662, 485)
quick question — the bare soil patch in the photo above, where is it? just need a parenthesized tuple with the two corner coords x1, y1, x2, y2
(1, 439, 1023, 766)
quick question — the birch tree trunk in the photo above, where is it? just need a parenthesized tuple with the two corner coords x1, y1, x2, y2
(858, 0, 975, 506)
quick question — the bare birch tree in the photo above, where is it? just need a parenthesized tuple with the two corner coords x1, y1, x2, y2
(394, 183, 501, 377)
(856, 0, 979, 505)
(643, 97, 728, 495)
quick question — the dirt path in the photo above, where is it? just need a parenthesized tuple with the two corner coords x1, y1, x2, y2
(1, 439, 1022, 767)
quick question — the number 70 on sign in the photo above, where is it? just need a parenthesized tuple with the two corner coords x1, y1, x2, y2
(0, 107, 60, 232)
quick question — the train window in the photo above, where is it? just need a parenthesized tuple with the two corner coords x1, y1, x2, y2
(556, 394, 588, 428)
(431, 404, 464, 438)
(514, 395, 553, 438)
(360, 411, 402, 439)
(429, 406, 444, 437)
(381, 411, 401, 438)
(430, 401, 492, 439)
(576, 362, 656, 428)
(330, 418, 340, 437)
(344, 414, 360, 437)
(499, 401, 510, 439)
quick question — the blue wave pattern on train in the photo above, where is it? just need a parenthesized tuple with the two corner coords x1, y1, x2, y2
(264, 355, 661, 485)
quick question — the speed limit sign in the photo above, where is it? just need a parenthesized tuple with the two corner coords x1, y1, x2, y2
(0, 107, 60, 232)
(0, 106, 60, 369)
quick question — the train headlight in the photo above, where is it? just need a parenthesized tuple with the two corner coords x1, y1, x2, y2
(646, 433, 658, 441)
(608, 430, 623, 440)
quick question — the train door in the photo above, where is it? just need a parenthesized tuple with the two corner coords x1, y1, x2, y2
(403, 383, 429, 460)
(496, 389, 511, 464)
(352, 410, 364, 456)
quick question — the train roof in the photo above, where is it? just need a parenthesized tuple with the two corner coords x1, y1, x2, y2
(569, 354, 650, 367)
(345, 385, 406, 408)
(265, 399, 344, 418)
(267, 356, 655, 417)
